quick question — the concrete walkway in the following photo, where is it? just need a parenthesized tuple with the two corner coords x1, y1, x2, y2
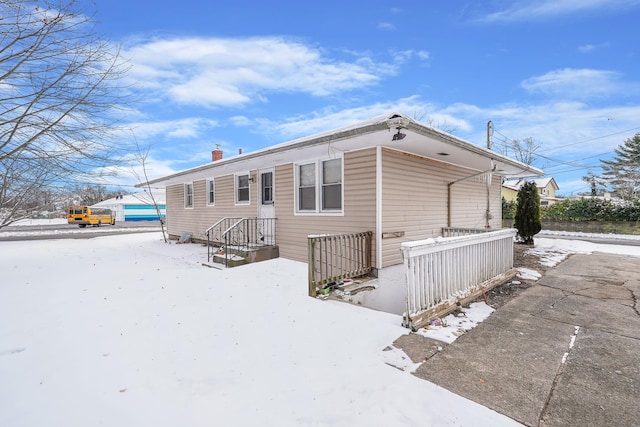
(400, 252, 640, 427)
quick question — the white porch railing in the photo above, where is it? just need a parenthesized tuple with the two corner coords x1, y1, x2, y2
(401, 228, 517, 330)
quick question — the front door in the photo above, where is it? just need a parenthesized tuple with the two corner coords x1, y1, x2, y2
(258, 168, 275, 244)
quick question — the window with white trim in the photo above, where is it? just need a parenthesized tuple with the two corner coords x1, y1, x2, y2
(184, 183, 194, 208)
(322, 158, 342, 210)
(236, 173, 250, 204)
(298, 163, 316, 210)
(296, 158, 342, 213)
(206, 179, 215, 205)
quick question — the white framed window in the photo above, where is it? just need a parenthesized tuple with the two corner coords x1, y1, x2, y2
(184, 182, 194, 208)
(295, 158, 343, 214)
(298, 163, 316, 211)
(235, 173, 250, 205)
(322, 158, 342, 210)
(206, 178, 215, 206)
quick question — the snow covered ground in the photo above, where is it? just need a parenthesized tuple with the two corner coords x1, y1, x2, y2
(1, 231, 639, 426)
(11, 218, 70, 226)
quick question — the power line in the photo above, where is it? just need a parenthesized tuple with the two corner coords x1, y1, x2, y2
(490, 125, 626, 176)
(545, 126, 640, 154)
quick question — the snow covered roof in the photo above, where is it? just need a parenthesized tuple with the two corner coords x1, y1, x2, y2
(141, 112, 544, 188)
(503, 177, 559, 191)
(92, 190, 166, 207)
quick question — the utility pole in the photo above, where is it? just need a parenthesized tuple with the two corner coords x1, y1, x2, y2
(486, 121, 493, 228)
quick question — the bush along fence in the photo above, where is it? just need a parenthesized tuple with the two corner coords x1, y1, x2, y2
(502, 219, 640, 235)
(503, 197, 640, 235)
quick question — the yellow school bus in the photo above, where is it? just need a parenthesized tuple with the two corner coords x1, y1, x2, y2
(67, 206, 116, 228)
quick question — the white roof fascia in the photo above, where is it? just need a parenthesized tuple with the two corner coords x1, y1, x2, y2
(140, 112, 543, 188)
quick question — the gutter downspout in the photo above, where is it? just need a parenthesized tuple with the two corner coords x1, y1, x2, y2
(447, 161, 496, 228)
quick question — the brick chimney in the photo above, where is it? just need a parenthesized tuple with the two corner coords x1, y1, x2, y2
(212, 144, 223, 162)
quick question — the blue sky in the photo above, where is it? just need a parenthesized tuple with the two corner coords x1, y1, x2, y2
(94, 0, 640, 196)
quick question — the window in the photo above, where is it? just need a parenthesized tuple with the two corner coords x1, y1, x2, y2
(322, 158, 342, 210)
(296, 158, 342, 213)
(206, 179, 215, 205)
(298, 163, 316, 211)
(261, 172, 274, 205)
(236, 174, 250, 204)
(184, 183, 193, 208)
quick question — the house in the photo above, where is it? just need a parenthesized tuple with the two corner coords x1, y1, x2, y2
(92, 190, 166, 222)
(502, 177, 560, 206)
(143, 113, 542, 274)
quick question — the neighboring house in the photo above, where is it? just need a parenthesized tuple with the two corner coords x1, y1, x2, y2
(502, 177, 561, 206)
(144, 112, 543, 273)
(93, 190, 166, 222)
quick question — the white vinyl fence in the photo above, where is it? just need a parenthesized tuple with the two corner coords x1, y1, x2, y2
(402, 228, 517, 330)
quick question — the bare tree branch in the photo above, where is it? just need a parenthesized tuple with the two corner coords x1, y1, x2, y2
(0, 0, 131, 226)
(129, 133, 168, 243)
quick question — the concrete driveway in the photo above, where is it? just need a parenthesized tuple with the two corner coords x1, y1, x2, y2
(399, 252, 640, 426)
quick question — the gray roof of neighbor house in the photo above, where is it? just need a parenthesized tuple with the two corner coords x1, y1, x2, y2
(140, 112, 544, 188)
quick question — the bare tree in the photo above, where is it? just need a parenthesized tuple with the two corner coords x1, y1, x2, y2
(0, 0, 130, 227)
(130, 137, 168, 243)
(72, 183, 121, 205)
(0, 151, 61, 222)
(498, 137, 541, 166)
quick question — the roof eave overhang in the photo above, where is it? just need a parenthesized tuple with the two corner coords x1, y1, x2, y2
(140, 113, 543, 188)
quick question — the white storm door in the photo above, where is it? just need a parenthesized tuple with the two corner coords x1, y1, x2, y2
(258, 168, 275, 218)
(258, 168, 275, 244)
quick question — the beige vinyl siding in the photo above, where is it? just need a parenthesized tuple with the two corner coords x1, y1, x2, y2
(449, 176, 502, 229)
(380, 148, 502, 267)
(164, 146, 503, 269)
(274, 148, 377, 264)
(166, 173, 257, 241)
(166, 184, 187, 237)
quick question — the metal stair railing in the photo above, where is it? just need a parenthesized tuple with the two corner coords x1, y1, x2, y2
(206, 217, 277, 267)
(205, 217, 244, 263)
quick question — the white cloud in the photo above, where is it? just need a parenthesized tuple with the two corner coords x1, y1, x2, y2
(388, 49, 430, 65)
(125, 118, 220, 140)
(93, 153, 181, 188)
(246, 96, 471, 140)
(520, 68, 628, 98)
(440, 100, 640, 195)
(578, 42, 610, 53)
(578, 44, 596, 53)
(124, 36, 396, 108)
(445, 100, 640, 158)
(228, 116, 253, 127)
(417, 51, 430, 61)
(377, 22, 396, 31)
(477, 0, 640, 23)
